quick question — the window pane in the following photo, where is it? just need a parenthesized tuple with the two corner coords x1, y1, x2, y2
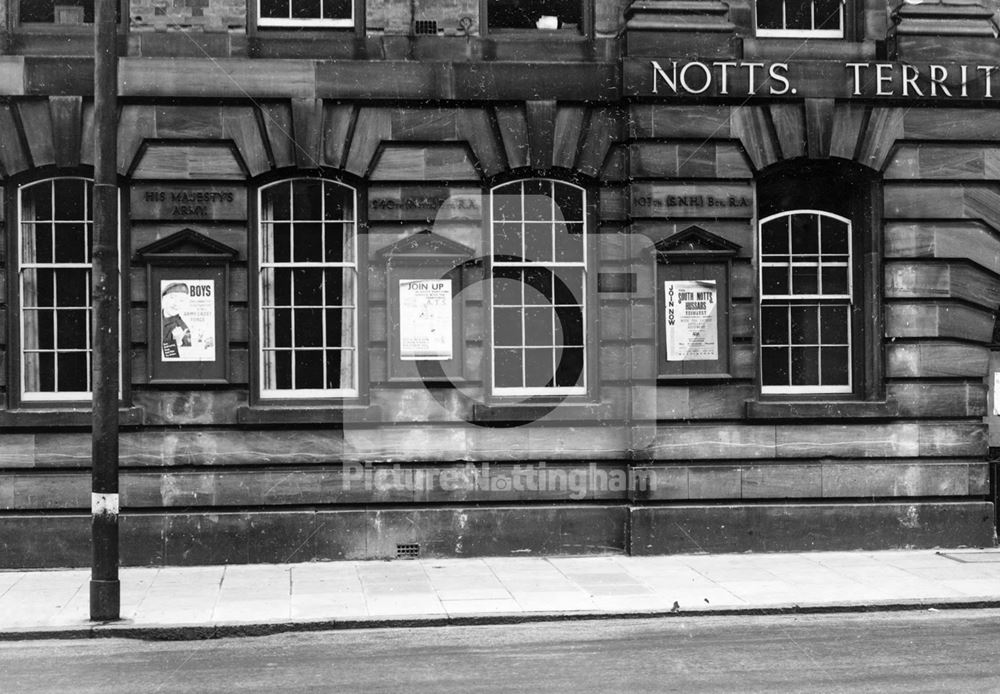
(791, 346, 819, 385)
(489, 0, 582, 29)
(268, 223, 291, 263)
(293, 268, 324, 306)
(821, 266, 848, 295)
(494, 223, 522, 258)
(294, 349, 324, 388)
(557, 305, 584, 346)
(34, 309, 55, 349)
(525, 348, 554, 388)
(821, 346, 849, 385)
(292, 179, 323, 219)
(791, 213, 819, 255)
(761, 305, 788, 345)
(325, 268, 349, 305)
(495, 348, 523, 388)
(553, 268, 583, 305)
(57, 352, 88, 391)
(555, 347, 584, 387)
(325, 308, 350, 346)
(271, 350, 293, 389)
(21, 1, 95, 24)
(326, 349, 353, 389)
(24, 181, 53, 219)
(324, 223, 349, 263)
(524, 268, 553, 304)
(553, 183, 583, 221)
(762, 266, 788, 295)
(493, 268, 522, 305)
(56, 310, 88, 349)
(524, 222, 553, 263)
(266, 182, 292, 219)
(524, 307, 553, 346)
(761, 217, 788, 255)
(54, 179, 86, 220)
(56, 269, 89, 307)
(522, 180, 551, 221)
(274, 308, 292, 347)
(294, 308, 324, 347)
(790, 305, 819, 344)
(293, 222, 323, 263)
(815, 0, 841, 30)
(493, 307, 523, 346)
(757, 0, 783, 29)
(54, 224, 88, 264)
(493, 191, 521, 222)
(24, 223, 54, 264)
(821, 218, 849, 254)
(761, 346, 789, 386)
(786, 0, 811, 30)
(792, 265, 818, 295)
(820, 305, 849, 344)
(555, 222, 584, 263)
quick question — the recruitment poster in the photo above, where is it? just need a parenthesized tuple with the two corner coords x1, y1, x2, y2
(399, 279, 452, 360)
(160, 279, 216, 362)
(665, 279, 719, 361)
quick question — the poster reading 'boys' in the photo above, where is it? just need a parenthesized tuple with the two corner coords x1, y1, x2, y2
(160, 280, 216, 362)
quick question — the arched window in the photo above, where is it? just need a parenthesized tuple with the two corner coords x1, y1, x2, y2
(756, 159, 880, 399)
(18, 177, 96, 401)
(490, 178, 587, 395)
(257, 178, 358, 398)
(759, 209, 852, 393)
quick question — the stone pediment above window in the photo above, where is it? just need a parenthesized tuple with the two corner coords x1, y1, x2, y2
(376, 230, 475, 261)
(654, 225, 741, 262)
(136, 228, 239, 264)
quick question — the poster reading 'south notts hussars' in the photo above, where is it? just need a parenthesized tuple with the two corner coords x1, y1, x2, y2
(665, 280, 718, 361)
(160, 280, 216, 362)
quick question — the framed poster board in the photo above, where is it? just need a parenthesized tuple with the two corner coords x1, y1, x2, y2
(148, 264, 229, 384)
(654, 226, 739, 380)
(137, 228, 237, 385)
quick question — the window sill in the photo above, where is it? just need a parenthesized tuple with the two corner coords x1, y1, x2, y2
(236, 404, 382, 425)
(473, 400, 615, 424)
(745, 399, 898, 420)
(0, 406, 144, 429)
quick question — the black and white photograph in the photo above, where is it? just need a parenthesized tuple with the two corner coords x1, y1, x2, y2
(1, 0, 999, 691)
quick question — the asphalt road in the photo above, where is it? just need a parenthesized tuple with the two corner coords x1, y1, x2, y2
(2, 610, 999, 693)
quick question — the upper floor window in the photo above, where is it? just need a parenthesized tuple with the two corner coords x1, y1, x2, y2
(486, 0, 584, 33)
(756, 0, 844, 38)
(18, 178, 95, 401)
(19, 0, 93, 24)
(258, 0, 354, 28)
(490, 179, 587, 396)
(257, 178, 358, 399)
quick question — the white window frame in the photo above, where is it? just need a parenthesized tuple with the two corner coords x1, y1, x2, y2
(257, 178, 359, 400)
(756, 0, 844, 38)
(257, 0, 354, 28)
(17, 176, 121, 403)
(759, 209, 853, 395)
(489, 178, 588, 397)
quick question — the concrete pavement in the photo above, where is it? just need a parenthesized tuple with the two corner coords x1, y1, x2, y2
(1, 549, 999, 640)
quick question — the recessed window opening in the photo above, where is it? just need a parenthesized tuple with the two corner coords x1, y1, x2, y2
(490, 179, 587, 396)
(258, 178, 358, 398)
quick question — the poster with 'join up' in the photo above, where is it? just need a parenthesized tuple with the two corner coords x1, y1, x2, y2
(399, 279, 452, 360)
(665, 280, 718, 361)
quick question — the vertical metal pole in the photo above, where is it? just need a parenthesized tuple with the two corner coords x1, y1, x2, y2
(90, 0, 120, 622)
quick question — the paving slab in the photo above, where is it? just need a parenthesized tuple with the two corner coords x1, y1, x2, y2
(1, 549, 999, 640)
